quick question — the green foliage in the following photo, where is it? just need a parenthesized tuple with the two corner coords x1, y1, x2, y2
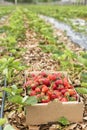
(76, 87, 87, 94)
(3, 85, 37, 106)
(58, 117, 70, 126)
(0, 118, 6, 126)
(0, 57, 25, 83)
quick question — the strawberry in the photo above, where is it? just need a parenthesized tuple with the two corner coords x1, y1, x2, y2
(41, 96, 50, 103)
(40, 72, 47, 77)
(29, 90, 36, 96)
(61, 97, 68, 102)
(42, 85, 49, 93)
(61, 89, 67, 95)
(43, 78, 50, 86)
(55, 80, 63, 86)
(52, 83, 57, 90)
(58, 85, 64, 91)
(68, 89, 76, 96)
(54, 90, 61, 97)
(35, 87, 41, 93)
(64, 91, 70, 97)
(51, 93, 57, 100)
(47, 90, 52, 97)
(31, 82, 38, 90)
(47, 74, 56, 81)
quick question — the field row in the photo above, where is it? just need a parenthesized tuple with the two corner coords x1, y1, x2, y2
(0, 6, 87, 129)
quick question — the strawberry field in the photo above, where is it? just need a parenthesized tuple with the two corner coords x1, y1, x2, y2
(0, 5, 87, 130)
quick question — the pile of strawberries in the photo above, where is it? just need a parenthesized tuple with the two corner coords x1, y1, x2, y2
(24, 72, 78, 103)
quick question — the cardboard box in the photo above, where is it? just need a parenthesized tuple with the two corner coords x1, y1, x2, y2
(25, 71, 83, 125)
(26, 100, 83, 125)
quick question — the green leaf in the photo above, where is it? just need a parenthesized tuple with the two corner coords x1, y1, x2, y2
(8, 95, 23, 104)
(0, 118, 6, 126)
(75, 87, 87, 94)
(58, 117, 70, 126)
(81, 82, 87, 88)
(24, 96, 37, 106)
(3, 124, 15, 130)
(2, 87, 12, 94)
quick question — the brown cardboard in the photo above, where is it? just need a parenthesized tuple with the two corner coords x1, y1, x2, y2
(25, 71, 83, 125)
(26, 100, 83, 125)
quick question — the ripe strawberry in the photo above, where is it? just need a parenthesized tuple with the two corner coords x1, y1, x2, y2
(40, 72, 47, 77)
(55, 80, 63, 86)
(54, 90, 61, 97)
(64, 91, 70, 97)
(58, 85, 64, 91)
(68, 89, 76, 96)
(31, 82, 38, 90)
(52, 83, 57, 90)
(41, 96, 50, 103)
(61, 97, 68, 102)
(51, 93, 57, 100)
(35, 87, 41, 93)
(61, 89, 67, 95)
(42, 85, 49, 93)
(29, 90, 36, 96)
(24, 80, 32, 88)
(42, 78, 50, 86)
(47, 74, 56, 81)
(47, 90, 52, 97)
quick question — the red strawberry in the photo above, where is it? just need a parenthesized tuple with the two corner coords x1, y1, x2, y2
(29, 90, 36, 96)
(40, 72, 47, 77)
(55, 80, 63, 86)
(53, 90, 61, 98)
(61, 97, 68, 102)
(47, 74, 56, 81)
(47, 90, 52, 97)
(43, 78, 50, 86)
(68, 89, 76, 96)
(42, 85, 49, 93)
(51, 93, 57, 100)
(61, 89, 67, 95)
(31, 82, 38, 90)
(41, 96, 50, 103)
(35, 87, 41, 93)
(52, 83, 57, 90)
(58, 85, 64, 91)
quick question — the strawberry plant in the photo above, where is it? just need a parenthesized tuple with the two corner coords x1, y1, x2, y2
(3, 85, 37, 106)
(0, 57, 25, 83)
